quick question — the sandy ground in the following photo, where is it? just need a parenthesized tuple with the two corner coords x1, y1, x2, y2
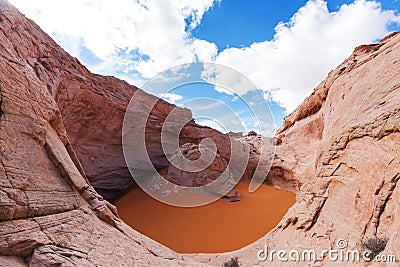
(114, 182, 295, 253)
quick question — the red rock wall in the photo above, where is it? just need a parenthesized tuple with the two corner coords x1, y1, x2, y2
(0, 0, 249, 200)
(191, 32, 400, 266)
(0, 2, 204, 265)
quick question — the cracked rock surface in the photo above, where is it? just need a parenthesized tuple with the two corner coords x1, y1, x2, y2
(188, 32, 400, 266)
(0, 1, 204, 266)
(0, 0, 268, 202)
(1, 0, 400, 266)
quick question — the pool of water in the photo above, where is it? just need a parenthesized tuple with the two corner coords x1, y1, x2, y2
(114, 182, 295, 253)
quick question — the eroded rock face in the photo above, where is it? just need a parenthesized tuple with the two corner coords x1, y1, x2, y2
(0, 0, 265, 200)
(190, 32, 400, 266)
(2, 0, 399, 266)
(165, 133, 279, 202)
(167, 143, 229, 187)
(0, 1, 267, 265)
(0, 0, 139, 200)
(0, 1, 203, 266)
(166, 142, 243, 201)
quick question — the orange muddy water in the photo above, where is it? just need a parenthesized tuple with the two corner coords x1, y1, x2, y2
(114, 182, 295, 253)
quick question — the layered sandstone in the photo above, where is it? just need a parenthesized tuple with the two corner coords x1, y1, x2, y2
(0, 1, 263, 264)
(0, 1, 203, 265)
(0, 0, 258, 201)
(190, 32, 400, 266)
(1, 0, 400, 266)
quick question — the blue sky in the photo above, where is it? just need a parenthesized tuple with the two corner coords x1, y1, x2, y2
(193, 1, 308, 49)
(10, 0, 400, 134)
(194, 0, 400, 50)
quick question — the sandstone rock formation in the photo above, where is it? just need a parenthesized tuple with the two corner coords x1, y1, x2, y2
(0, 1, 203, 266)
(0, 1, 266, 264)
(1, 0, 400, 266)
(190, 32, 400, 266)
(166, 142, 243, 202)
(0, 0, 252, 201)
(0, 0, 276, 204)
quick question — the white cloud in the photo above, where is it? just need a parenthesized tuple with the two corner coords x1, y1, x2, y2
(192, 39, 218, 62)
(195, 118, 227, 133)
(10, 0, 219, 78)
(201, 63, 257, 95)
(214, 0, 400, 113)
(159, 93, 183, 104)
(9, 0, 400, 114)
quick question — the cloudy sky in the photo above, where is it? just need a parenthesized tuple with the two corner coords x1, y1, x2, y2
(9, 0, 400, 132)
